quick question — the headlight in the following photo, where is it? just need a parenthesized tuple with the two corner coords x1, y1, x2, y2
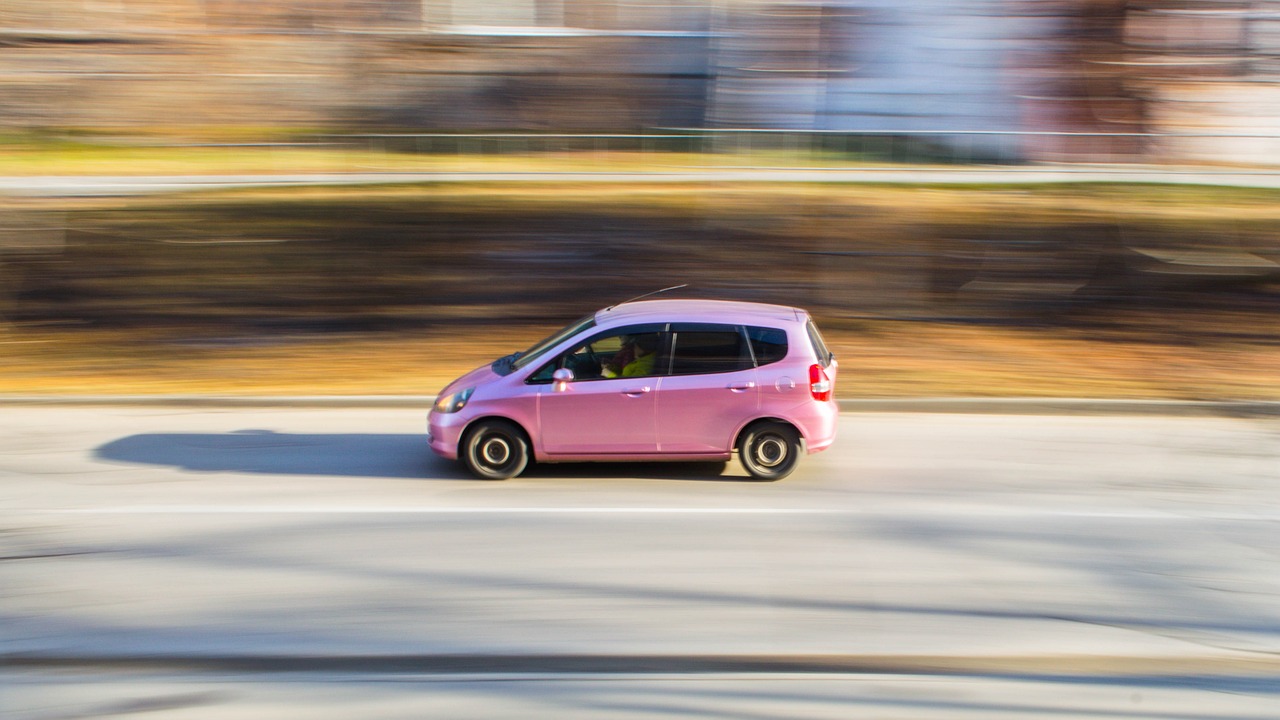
(433, 387, 475, 414)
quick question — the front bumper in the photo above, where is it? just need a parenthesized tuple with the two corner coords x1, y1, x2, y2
(427, 411, 467, 460)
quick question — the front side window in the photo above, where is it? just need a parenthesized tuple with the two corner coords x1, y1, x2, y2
(669, 324, 753, 375)
(527, 325, 666, 383)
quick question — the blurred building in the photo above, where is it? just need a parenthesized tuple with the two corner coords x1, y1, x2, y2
(0, 0, 713, 131)
(713, 0, 1280, 163)
(1123, 0, 1280, 164)
(1, 1, 1279, 163)
(711, 2, 1028, 140)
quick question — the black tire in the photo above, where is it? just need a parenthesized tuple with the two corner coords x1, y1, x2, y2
(461, 420, 530, 480)
(738, 421, 802, 481)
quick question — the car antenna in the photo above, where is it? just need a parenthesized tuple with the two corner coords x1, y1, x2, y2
(607, 284, 688, 310)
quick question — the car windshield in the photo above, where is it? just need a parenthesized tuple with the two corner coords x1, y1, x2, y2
(500, 314, 596, 374)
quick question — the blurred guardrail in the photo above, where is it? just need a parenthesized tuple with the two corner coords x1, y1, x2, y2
(88, 129, 1280, 169)
(322, 129, 1280, 168)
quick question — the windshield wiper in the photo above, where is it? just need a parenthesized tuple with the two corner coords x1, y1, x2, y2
(491, 351, 522, 375)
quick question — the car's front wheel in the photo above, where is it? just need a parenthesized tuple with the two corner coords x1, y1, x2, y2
(461, 419, 530, 480)
(739, 421, 802, 481)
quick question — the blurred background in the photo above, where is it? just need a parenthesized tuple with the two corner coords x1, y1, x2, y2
(1, 0, 1278, 398)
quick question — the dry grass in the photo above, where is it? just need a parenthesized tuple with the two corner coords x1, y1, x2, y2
(0, 144, 909, 177)
(821, 320, 1279, 400)
(2, 179, 1277, 400)
(3, 314, 1276, 400)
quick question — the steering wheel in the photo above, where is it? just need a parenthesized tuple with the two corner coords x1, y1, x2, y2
(567, 344, 602, 378)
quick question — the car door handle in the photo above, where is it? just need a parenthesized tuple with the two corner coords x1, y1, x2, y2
(728, 381, 756, 392)
(622, 386, 652, 397)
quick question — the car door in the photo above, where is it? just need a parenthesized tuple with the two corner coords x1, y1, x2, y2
(532, 325, 666, 456)
(655, 323, 759, 454)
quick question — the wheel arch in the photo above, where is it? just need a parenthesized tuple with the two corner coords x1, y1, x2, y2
(459, 415, 536, 458)
(734, 416, 806, 452)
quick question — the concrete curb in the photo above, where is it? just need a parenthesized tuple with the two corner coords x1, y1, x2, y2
(0, 395, 432, 408)
(1, 395, 1277, 416)
(8, 167, 1280, 197)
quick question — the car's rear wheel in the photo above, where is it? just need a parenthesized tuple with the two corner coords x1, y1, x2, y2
(462, 419, 529, 480)
(739, 421, 802, 481)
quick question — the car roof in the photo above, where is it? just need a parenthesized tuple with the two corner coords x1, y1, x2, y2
(595, 298, 804, 326)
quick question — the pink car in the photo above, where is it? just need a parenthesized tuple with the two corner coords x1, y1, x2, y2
(428, 298, 838, 480)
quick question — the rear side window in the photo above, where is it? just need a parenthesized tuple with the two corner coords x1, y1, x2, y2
(746, 326, 788, 367)
(805, 319, 834, 367)
(669, 324, 752, 375)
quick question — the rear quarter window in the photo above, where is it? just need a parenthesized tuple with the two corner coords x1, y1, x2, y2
(746, 326, 788, 367)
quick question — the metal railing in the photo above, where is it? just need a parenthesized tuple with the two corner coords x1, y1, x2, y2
(285, 129, 1280, 168)
(15, 128, 1280, 174)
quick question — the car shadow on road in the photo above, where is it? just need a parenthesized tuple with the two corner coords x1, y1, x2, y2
(95, 430, 466, 480)
(94, 430, 743, 482)
(523, 460, 741, 482)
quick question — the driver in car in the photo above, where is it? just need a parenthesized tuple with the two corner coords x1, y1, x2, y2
(602, 333, 658, 378)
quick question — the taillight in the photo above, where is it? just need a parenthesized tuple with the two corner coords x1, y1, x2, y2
(809, 364, 832, 402)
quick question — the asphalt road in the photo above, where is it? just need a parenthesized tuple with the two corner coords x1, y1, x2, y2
(3, 405, 1279, 719)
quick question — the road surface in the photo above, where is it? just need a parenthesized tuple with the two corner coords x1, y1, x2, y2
(3, 404, 1279, 718)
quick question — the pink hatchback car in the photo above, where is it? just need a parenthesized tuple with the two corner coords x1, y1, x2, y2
(428, 298, 838, 480)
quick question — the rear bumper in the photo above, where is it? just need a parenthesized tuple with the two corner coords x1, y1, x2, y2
(806, 431, 836, 454)
(795, 400, 839, 454)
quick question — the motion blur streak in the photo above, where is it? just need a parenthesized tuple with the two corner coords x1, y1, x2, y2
(2, 3, 1279, 718)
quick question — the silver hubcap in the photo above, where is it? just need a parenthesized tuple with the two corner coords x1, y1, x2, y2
(480, 436, 512, 466)
(753, 435, 788, 468)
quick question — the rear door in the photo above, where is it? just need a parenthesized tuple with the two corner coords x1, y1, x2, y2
(655, 323, 759, 454)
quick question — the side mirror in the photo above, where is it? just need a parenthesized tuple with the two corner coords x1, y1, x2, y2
(552, 368, 574, 392)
